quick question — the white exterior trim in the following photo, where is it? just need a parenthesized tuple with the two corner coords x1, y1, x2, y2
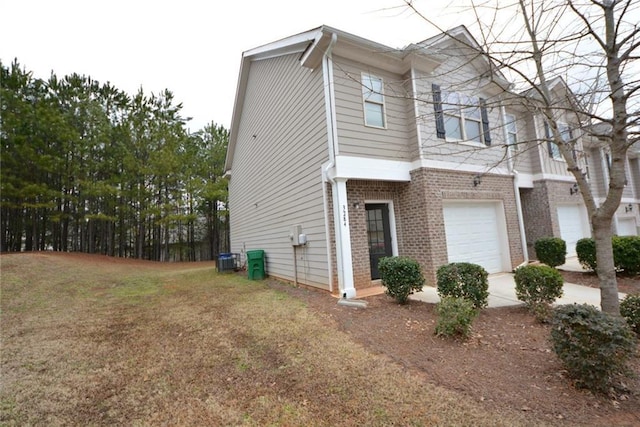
(333, 179, 356, 298)
(412, 158, 511, 176)
(329, 155, 411, 181)
(244, 29, 322, 59)
(327, 155, 515, 182)
(364, 199, 399, 257)
(410, 67, 424, 160)
(516, 173, 535, 188)
(531, 173, 577, 183)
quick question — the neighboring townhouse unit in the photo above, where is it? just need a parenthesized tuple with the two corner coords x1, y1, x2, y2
(225, 25, 640, 299)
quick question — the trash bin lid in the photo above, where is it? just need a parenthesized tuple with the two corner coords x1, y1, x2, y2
(246, 249, 265, 259)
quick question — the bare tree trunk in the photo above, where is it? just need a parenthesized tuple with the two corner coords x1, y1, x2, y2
(592, 215, 619, 313)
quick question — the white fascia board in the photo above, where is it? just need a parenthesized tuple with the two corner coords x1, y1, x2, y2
(412, 158, 511, 176)
(532, 173, 577, 183)
(244, 28, 323, 59)
(331, 155, 411, 181)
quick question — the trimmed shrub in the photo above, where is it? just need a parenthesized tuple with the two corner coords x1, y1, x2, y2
(514, 265, 564, 322)
(576, 238, 597, 271)
(378, 256, 425, 304)
(435, 296, 478, 339)
(534, 237, 567, 268)
(550, 304, 637, 393)
(613, 236, 640, 275)
(620, 294, 640, 334)
(577, 236, 640, 274)
(436, 263, 489, 309)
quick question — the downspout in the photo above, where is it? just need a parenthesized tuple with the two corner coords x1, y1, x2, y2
(323, 33, 339, 175)
(322, 32, 338, 293)
(502, 104, 529, 267)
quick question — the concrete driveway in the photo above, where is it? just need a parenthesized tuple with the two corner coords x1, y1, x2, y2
(410, 258, 626, 308)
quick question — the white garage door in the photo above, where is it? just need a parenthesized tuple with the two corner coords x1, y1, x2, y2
(618, 217, 638, 236)
(443, 202, 506, 274)
(557, 205, 589, 256)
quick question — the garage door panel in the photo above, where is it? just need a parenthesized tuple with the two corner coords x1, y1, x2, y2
(443, 203, 505, 274)
(557, 205, 589, 257)
(618, 218, 637, 236)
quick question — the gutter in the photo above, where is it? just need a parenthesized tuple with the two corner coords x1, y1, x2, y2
(502, 104, 529, 268)
(323, 33, 339, 180)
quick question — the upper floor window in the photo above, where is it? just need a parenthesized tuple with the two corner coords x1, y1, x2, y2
(505, 113, 518, 151)
(362, 74, 386, 128)
(544, 121, 571, 161)
(432, 84, 491, 145)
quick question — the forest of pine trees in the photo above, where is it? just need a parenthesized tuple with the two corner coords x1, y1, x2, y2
(1, 59, 229, 261)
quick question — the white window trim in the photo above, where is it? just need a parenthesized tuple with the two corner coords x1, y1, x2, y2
(442, 91, 484, 145)
(361, 73, 387, 129)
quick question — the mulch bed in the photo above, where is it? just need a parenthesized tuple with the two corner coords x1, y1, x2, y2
(266, 271, 640, 426)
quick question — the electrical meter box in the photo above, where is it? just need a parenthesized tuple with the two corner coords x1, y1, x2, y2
(290, 225, 302, 246)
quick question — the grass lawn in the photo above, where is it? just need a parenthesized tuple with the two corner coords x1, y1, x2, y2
(0, 252, 533, 426)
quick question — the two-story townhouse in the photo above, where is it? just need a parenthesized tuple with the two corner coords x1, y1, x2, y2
(225, 25, 637, 300)
(510, 83, 640, 257)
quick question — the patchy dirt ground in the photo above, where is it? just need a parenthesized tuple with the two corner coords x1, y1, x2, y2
(267, 271, 640, 426)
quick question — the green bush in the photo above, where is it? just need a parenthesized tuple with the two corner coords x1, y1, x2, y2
(550, 304, 637, 393)
(435, 296, 478, 338)
(620, 294, 640, 334)
(436, 263, 489, 309)
(378, 256, 425, 304)
(534, 237, 567, 268)
(613, 236, 640, 275)
(576, 238, 597, 271)
(576, 236, 640, 274)
(514, 265, 564, 322)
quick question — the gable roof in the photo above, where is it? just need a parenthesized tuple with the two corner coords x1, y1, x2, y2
(415, 25, 511, 89)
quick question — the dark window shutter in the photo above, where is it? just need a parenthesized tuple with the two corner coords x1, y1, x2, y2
(480, 98, 491, 146)
(432, 83, 445, 139)
(544, 121, 553, 157)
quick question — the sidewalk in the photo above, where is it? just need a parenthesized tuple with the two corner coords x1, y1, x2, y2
(409, 259, 626, 308)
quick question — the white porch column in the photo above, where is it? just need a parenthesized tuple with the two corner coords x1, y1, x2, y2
(331, 178, 356, 298)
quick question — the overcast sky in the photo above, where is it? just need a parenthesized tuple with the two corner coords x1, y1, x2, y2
(0, 0, 479, 131)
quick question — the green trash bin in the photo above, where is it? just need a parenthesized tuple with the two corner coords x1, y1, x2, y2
(246, 250, 265, 280)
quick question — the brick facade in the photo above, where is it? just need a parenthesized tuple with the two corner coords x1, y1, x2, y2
(327, 167, 525, 293)
(520, 180, 586, 260)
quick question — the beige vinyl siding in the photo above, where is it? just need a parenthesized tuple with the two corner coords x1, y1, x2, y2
(509, 109, 534, 175)
(533, 112, 586, 177)
(228, 53, 330, 289)
(413, 62, 508, 168)
(587, 147, 608, 199)
(623, 156, 636, 199)
(332, 56, 412, 161)
(520, 113, 542, 174)
(630, 158, 640, 198)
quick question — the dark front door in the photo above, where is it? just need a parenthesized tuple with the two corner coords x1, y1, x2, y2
(366, 204, 393, 280)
